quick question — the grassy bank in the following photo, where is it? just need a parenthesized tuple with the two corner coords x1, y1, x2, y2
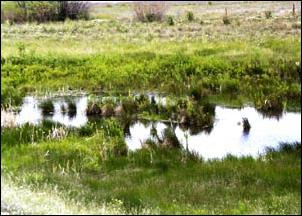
(1, 1, 301, 108)
(1, 36, 301, 108)
(1, 121, 301, 214)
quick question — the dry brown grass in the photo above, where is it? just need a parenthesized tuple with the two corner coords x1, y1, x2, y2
(133, 1, 168, 22)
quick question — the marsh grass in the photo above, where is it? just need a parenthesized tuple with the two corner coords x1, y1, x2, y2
(1, 109, 301, 214)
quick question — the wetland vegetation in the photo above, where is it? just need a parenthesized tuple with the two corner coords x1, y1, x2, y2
(1, 1, 301, 214)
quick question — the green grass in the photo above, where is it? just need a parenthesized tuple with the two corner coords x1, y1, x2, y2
(1, 121, 301, 214)
(1, 1, 301, 108)
(1, 37, 301, 108)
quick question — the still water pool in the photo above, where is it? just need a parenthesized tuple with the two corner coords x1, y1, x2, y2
(3, 95, 301, 160)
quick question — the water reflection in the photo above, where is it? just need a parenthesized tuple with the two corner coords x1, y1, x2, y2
(125, 106, 301, 160)
(15, 96, 88, 127)
(8, 95, 302, 160)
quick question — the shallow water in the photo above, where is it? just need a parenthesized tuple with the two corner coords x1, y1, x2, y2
(5, 95, 301, 160)
(15, 96, 88, 127)
(125, 106, 301, 160)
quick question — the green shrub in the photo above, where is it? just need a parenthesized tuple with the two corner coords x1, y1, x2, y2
(167, 15, 174, 26)
(264, 11, 272, 19)
(187, 11, 194, 22)
(223, 15, 231, 25)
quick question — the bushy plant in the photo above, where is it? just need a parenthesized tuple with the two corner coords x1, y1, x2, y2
(167, 15, 174, 26)
(223, 8, 231, 25)
(187, 11, 194, 22)
(223, 15, 231, 25)
(1, 1, 90, 23)
(133, 1, 168, 22)
(264, 10, 272, 19)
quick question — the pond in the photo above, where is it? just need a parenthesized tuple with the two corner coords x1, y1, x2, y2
(2, 95, 301, 160)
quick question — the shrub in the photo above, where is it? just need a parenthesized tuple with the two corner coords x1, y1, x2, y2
(57, 1, 90, 21)
(223, 15, 230, 25)
(264, 10, 272, 19)
(208, 2, 213, 6)
(223, 8, 231, 25)
(167, 15, 174, 25)
(187, 11, 194, 22)
(133, 1, 168, 22)
(26, 2, 58, 23)
(1, 1, 90, 23)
